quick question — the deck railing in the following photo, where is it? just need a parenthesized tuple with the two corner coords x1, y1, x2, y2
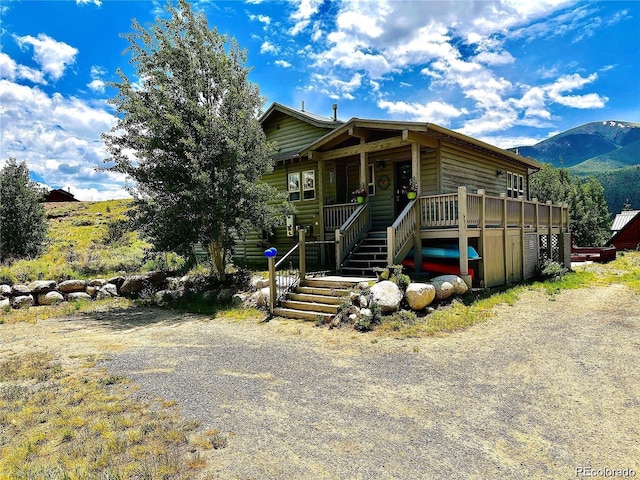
(387, 199, 418, 265)
(418, 188, 569, 231)
(335, 203, 370, 271)
(324, 203, 359, 232)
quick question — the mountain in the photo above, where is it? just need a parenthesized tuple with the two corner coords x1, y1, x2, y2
(517, 120, 640, 170)
(517, 120, 640, 214)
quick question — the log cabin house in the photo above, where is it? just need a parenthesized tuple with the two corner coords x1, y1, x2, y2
(234, 102, 570, 290)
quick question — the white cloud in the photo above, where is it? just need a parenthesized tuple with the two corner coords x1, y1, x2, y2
(275, 60, 292, 68)
(260, 40, 279, 54)
(76, 0, 102, 6)
(289, 0, 324, 35)
(249, 14, 271, 27)
(0, 78, 121, 197)
(378, 100, 468, 125)
(14, 33, 78, 81)
(87, 79, 106, 93)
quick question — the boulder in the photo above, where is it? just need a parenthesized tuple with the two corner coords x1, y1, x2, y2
(358, 295, 369, 308)
(370, 280, 403, 313)
(0, 298, 10, 309)
(58, 279, 87, 293)
(231, 293, 245, 307)
(405, 283, 436, 310)
(88, 278, 107, 287)
(431, 275, 468, 296)
(119, 275, 147, 296)
(37, 291, 64, 306)
(251, 276, 269, 290)
(431, 279, 455, 301)
(66, 292, 92, 301)
(11, 295, 34, 308)
(107, 276, 125, 290)
(28, 280, 58, 294)
(86, 286, 99, 297)
(11, 284, 31, 296)
(155, 289, 181, 306)
(0, 284, 11, 298)
(96, 283, 118, 299)
(145, 270, 166, 286)
(254, 287, 271, 307)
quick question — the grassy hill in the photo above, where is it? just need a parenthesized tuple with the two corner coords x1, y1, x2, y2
(0, 200, 186, 284)
(518, 120, 640, 213)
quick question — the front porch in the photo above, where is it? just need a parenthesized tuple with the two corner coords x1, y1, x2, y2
(326, 187, 570, 288)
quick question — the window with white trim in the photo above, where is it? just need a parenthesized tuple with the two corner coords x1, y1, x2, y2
(367, 164, 375, 196)
(288, 172, 300, 201)
(507, 171, 524, 198)
(302, 170, 315, 200)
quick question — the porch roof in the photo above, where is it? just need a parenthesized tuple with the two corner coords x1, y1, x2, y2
(299, 118, 542, 169)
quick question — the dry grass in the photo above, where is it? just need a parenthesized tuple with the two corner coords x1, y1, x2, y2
(0, 351, 222, 479)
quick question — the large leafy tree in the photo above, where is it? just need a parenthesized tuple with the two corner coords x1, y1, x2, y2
(103, 0, 291, 278)
(0, 158, 48, 261)
(530, 164, 611, 247)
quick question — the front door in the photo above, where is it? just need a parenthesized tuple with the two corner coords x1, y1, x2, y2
(394, 161, 412, 216)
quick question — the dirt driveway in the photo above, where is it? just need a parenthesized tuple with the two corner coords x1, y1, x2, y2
(2, 283, 639, 479)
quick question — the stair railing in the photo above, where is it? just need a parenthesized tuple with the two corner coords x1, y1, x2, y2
(335, 203, 370, 273)
(387, 199, 418, 265)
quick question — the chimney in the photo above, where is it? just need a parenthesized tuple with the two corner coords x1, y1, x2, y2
(332, 103, 338, 121)
(301, 101, 305, 112)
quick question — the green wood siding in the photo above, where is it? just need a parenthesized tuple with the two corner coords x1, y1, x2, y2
(439, 142, 529, 197)
(263, 113, 331, 155)
(420, 149, 438, 195)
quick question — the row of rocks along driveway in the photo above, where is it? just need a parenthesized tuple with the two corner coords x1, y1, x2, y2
(3, 283, 638, 478)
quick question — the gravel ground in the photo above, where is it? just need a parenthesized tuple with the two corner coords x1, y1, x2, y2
(2, 283, 639, 479)
(102, 284, 639, 479)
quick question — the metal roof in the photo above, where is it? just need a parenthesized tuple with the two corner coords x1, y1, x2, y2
(611, 210, 640, 232)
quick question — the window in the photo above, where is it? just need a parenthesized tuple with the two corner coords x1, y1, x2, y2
(367, 164, 375, 196)
(507, 171, 524, 198)
(288, 172, 300, 201)
(303, 170, 315, 200)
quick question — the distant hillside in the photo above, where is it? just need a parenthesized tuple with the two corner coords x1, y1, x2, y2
(518, 120, 640, 213)
(517, 120, 640, 170)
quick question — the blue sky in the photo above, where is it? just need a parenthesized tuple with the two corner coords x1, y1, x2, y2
(1, 0, 638, 200)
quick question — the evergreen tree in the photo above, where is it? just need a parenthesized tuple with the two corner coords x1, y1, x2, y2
(103, 0, 292, 278)
(0, 158, 48, 261)
(530, 164, 611, 247)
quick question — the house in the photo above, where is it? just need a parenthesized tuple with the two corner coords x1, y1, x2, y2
(44, 188, 79, 202)
(234, 102, 571, 289)
(606, 209, 640, 250)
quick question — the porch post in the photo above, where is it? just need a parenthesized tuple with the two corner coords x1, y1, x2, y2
(411, 142, 421, 195)
(478, 189, 487, 287)
(268, 256, 276, 314)
(458, 186, 471, 286)
(317, 158, 325, 242)
(299, 228, 306, 281)
(360, 151, 368, 191)
(335, 228, 342, 273)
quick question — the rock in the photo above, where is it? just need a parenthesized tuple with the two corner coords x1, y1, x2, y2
(360, 308, 372, 318)
(96, 283, 119, 299)
(349, 291, 360, 304)
(88, 278, 107, 287)
(431, 275, 468, 295)
(0, 284, 11, 298)
(155, 290, 181, 306)
(431, 279, 455, 301)
(405, 283, 436, 310)
(356, 281, 371, 290)
(344, 305, 360, 316)
(348, 313, 358, 321)
(358, 295, 369, 308)
(11, 295, 34, 308)
(202, 290, 218, 302)
(231, 293, 245, 307)
(107, 276, 125, 289)
(251, 276, 269, 290)
(58, 279, 87, 293)
(66, 292, 92, 301)
(370, 280, 403, 313)
(37, 291, 64, 306)
(85, 286, 99, 297)
(145, 270, 166, 286)
(255, 287, 271, 308)
(28, 280, 58, 294)
(11, 284, 31, 296)
(119, 275, 147, 296)
(0, 298, 10, 309)
(217, 289, 234, 304)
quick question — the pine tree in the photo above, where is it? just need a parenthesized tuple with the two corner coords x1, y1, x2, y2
(0, 158, 48, 261)
(103, 0, 292, 278)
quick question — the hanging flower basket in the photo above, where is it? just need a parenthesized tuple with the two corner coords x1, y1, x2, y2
(402, 178, 419, 199)
(351, 187, 367, 204)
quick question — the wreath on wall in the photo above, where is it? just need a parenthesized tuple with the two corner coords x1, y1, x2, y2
(377, 174, 391, 190)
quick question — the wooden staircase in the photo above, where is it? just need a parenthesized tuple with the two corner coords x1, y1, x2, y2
(273, 277, 368, 322)
(341, 231, 389, 277)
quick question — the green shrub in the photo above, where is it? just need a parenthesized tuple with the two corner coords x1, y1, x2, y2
(540, 259, 567, 281)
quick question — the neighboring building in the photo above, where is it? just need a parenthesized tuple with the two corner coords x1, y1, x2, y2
(44, 188, 79, 202)
(234, 102, 570, 288)
(606, 209, 640, 250)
